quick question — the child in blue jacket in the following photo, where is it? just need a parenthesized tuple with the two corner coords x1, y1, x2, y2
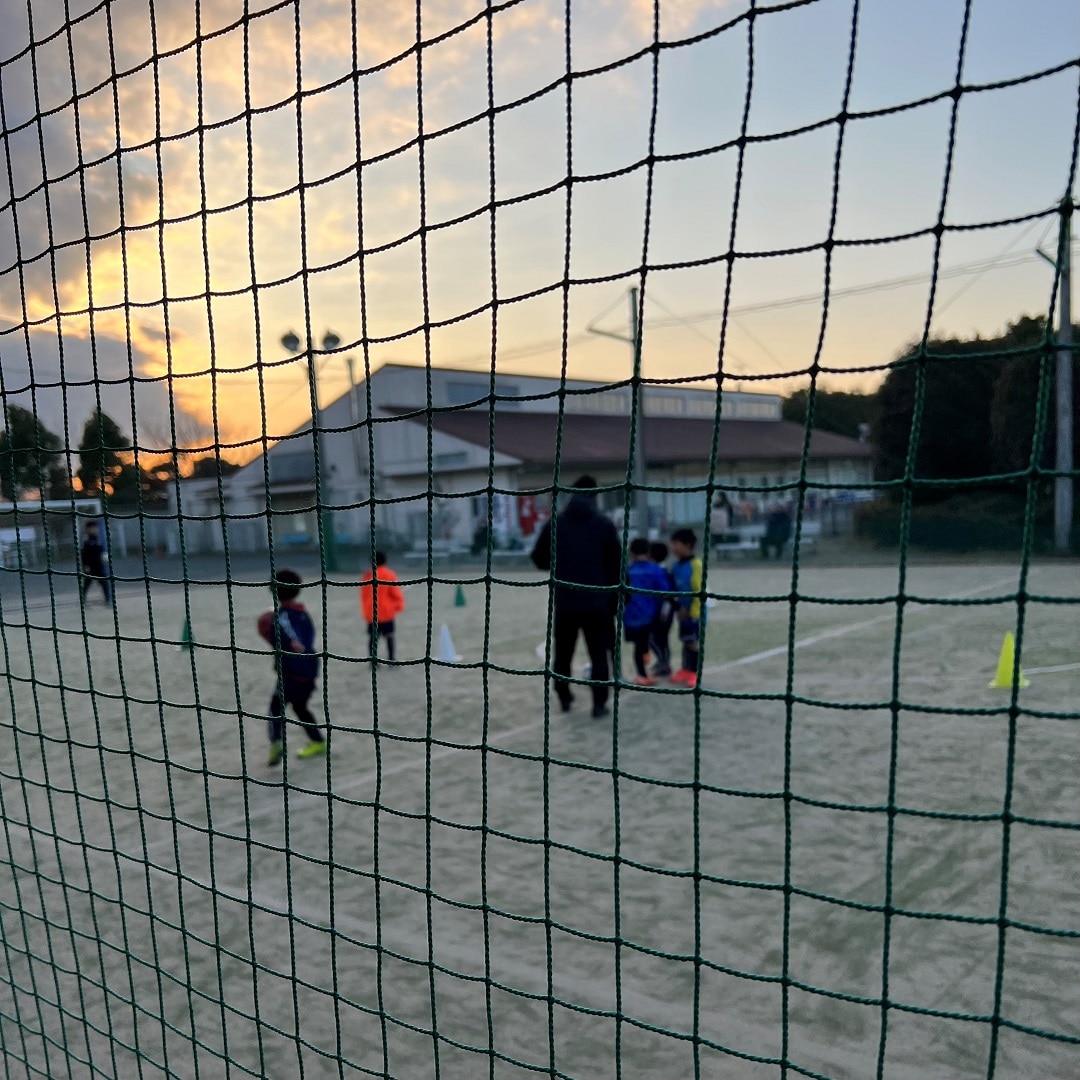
(648, 541, 676, 677)
(624, 538, 672, 686)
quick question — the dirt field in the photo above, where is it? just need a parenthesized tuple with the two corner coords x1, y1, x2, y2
(1, 559, 1077, 1079)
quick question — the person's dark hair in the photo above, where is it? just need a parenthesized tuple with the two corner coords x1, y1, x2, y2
(84, 521, 98, 532)
(571, 474, 597, 491)
(375, 550, 388, 567)
(670, 527, 697, 549)
(274, 568, 302, 602)
(629, 537, 650, 556)
(649, 541, 668, 563)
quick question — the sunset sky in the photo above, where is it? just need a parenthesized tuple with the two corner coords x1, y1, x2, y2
(1, 0, 1078, 463)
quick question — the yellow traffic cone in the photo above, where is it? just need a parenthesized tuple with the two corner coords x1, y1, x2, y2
(988, 632, 1029, 689)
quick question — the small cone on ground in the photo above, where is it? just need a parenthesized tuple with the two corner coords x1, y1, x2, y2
(179, 618, 192, 652)
(988, 632, 1029, 689)
(454, 584, 466, 607)
(438, 623, 461, 663)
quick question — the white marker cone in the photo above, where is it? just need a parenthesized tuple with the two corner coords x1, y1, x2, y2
(438, 623, 461, 663)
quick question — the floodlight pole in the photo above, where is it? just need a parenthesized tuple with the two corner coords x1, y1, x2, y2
(1037, 198, 1074, 554)
(283, 330, 340, 573)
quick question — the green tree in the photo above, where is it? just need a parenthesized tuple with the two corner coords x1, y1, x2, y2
(782, 387, 874, 440)
(873, 315, 1078, 501)
(190, 456, 241, 479)
(0, 405, 64, 501)
(988, 316, 1079, 477)
(76, 409, 130, 496)
(100, 460, 181, 507)
(45, 463, 75, 501)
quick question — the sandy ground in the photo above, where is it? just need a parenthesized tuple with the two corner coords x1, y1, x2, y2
(0, 559, 1077, 1079)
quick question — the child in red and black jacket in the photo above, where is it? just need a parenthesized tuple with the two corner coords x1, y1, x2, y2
(259, 569, 325, 767)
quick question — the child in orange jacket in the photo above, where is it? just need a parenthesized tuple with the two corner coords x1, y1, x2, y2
(359, 551, 406, 663)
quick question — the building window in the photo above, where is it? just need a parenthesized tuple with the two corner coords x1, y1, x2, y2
(435, 451, 468, 469)
(447, 380, 521, 408)
(269, 451, 315, 483)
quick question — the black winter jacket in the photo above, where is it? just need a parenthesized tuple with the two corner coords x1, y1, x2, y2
(530, 495, 621, 614)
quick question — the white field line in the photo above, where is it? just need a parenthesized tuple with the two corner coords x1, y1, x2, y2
(131, 574, 1021, 859)
(702, 574, 1018, 676)
(21, 575, 1027, 871)
(1023, 662, 1080, 676)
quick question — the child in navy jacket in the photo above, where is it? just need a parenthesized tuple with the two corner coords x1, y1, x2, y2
(260, 569, 326, 766)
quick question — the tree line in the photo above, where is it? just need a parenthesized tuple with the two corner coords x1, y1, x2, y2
(4, 314, 1075, 512)
(784, 314, 1078, 502)
(0, 406, 238, 505)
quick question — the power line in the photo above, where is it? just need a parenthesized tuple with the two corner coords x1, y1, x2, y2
(642, 252, 1044, 328)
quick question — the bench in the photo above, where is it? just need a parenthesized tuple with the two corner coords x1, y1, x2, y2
(712, 538, 760, 559)
(712, 520, 822, 559)
(402, 540, 468, 562)
(795, 521, 821, 551)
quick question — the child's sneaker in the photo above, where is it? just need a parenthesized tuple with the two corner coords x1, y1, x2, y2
(633, 675, 657, 687)
(297, 741, 327, 760)
(680, 671, 698, 689)
(669, 669, 689, 684)
(267, 741, 284, 767)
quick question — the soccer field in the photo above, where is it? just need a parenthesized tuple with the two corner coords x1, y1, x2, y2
(1, 559, 1077, 1079)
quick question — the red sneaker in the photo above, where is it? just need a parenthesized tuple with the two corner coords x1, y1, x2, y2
(681, 672, 698, 689)
(670, 670, 690, 684)
(633, 675, 657, 687)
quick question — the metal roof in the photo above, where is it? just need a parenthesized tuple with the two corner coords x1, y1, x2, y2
(392, 409, 873, 467)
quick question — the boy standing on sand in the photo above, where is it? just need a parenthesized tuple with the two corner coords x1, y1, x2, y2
(359, 551, 406, 663)
(647, 540, 676, 678)
(624, 538, 671, 686)
(669, 528, 704, 688)
(261, 569, 326, 766)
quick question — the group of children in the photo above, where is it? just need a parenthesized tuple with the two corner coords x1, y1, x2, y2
(257, 528, 703, 767)
(624, 527, 703, 690)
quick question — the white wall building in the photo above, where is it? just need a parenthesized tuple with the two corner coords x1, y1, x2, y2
(172, 364, 873, 556)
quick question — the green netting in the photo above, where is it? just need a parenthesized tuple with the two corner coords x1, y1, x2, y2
(1, 1, 1079, 1078)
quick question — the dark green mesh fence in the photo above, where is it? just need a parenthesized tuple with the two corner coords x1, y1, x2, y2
(2, 1, 1079, 1078)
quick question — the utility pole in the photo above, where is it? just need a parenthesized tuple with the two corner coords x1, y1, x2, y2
(1055, 203, 1073, 554)
(344, 354, 365, 484)
(628, 286, 649, 539)
(1037, 198, 1074, 554)
(345, 353, 374, 543)
(588, 287, 649, 538)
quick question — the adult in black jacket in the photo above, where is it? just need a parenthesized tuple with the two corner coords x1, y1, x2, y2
(80, 521, 112, 605)
(531, 476, 621, 717)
